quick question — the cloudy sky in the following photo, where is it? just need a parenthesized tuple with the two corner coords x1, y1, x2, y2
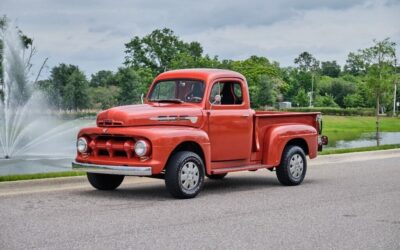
(1, 0, 399, 78)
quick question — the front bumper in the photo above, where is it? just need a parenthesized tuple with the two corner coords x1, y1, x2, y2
(72, 161, 152, 176)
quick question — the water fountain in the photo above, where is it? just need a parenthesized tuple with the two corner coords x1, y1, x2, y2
(0, 23, 93, 175)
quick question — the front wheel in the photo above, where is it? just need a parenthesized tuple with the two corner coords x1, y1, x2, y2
(87, 173, 124, 190)
(276, 146, 307, 186)
(165, 151, 205, 199)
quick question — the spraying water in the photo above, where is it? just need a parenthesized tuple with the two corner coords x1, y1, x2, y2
(0, 23, 92, 162)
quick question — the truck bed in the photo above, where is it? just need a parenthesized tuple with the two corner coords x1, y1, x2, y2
(252, 111, 320, 163)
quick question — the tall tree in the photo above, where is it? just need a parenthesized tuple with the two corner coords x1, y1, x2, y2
(344, 52, 367, 76)
(294, 52, 319, 72)
(114, 67, 142, 105)
(41, 64, 90, 110)
(321, 61, 341, 77)
(62, 70, 90, 110)
(90, 70, 114, 87)
(294, 52, 320, 106)
(124, 28, 203, 74)
(256, 75, 281, 108)
(362, 38, 397, 145)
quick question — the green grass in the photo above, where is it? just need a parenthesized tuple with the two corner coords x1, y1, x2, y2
(323, 115, 400, 144)
(320, 144, 400, 155)
(0, 171, 85, 182)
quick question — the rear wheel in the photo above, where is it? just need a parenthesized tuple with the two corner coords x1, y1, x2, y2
(165, 151, 205, 199)
(207, 173, 227, 180)
(87, 173, 124, 190)
(276, 145, 307, 186)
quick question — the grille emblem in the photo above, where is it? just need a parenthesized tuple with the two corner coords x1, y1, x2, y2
(103, 128, 108, 133)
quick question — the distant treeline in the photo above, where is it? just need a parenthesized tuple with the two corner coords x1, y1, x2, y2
(1, 21, 399, 113)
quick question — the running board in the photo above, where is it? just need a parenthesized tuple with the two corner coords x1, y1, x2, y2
(211, 164, 270, 174)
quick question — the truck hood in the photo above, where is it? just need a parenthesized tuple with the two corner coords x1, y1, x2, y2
(96, 104, 204, 128)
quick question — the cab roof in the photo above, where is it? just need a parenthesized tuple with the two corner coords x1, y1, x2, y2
(154, 68, 246, 83)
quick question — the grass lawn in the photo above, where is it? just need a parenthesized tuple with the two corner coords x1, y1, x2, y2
(0, 171, 85, 182)
(322, 115, 400, 144)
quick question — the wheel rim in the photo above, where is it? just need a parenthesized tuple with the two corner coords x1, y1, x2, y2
(289, 154, 304, 180)
(180, 161, 200, 192)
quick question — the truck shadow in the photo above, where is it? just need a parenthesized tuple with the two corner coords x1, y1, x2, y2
(75, 173, 307, 201)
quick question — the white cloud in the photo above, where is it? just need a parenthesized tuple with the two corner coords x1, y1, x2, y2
(185, 0, 400, 66)
(0, 0, 399, 77)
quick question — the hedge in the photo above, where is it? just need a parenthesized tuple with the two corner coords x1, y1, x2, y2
(280, 107, 376, 116)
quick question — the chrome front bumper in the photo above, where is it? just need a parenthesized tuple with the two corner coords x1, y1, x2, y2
(72, 161, 152, 176)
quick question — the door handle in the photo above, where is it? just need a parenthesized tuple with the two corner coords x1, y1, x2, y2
(241, 114, 250, 117)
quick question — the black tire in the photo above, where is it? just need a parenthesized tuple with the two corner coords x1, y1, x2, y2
(87, 173, 124, 190)
(207, 173, 227, 180)
(165, 151, 205, 199)
(276, 145, 307, 186)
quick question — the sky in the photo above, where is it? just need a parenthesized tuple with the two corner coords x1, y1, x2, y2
(1, 0, 399, 78)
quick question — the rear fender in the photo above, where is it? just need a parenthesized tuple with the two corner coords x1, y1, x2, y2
(262, 124, 318, 166)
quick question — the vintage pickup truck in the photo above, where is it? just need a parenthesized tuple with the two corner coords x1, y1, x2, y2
(72, 69, 327, 198)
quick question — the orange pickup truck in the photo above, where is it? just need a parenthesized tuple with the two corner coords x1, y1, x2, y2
(72, 69, 328, 198)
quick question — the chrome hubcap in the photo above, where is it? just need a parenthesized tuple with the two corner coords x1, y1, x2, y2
(289, 154, 304, 179)
(180, 161, 200, 191)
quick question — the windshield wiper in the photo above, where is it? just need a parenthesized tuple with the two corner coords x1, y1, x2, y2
(153, 99, 183, 104)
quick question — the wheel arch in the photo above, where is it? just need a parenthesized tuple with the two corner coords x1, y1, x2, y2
(262, 124, 317, 166)
(165, 141, 211, 175)
(285, 138, 309, 156)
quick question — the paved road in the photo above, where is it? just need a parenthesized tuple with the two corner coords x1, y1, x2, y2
(1, 150, 399, 250)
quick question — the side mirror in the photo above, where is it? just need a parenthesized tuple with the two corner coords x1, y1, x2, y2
(212, 94, 221, 105)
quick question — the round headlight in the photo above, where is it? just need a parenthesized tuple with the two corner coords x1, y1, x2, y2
(135, 140, 149, 157)
(77, 137, 88, 153)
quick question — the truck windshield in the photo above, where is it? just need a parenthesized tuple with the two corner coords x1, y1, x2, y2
(148, 80, 205, 103)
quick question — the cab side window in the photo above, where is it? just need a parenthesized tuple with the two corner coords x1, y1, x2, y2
(210, 81, 243, 105)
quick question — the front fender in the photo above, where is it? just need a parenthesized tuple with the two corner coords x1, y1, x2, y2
(262, 124, 318, 166)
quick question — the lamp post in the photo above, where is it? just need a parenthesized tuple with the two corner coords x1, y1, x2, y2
(309, 73, 314, 107)
(393, 59, 397, 117)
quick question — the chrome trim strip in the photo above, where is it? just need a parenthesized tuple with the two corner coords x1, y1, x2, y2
(72, 161, 152, 176)
(149, 116, 198, 123)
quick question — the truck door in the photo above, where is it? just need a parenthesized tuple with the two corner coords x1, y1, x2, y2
(208, 80, 253, 162)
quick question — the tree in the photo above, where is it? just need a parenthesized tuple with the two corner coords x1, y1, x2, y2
(256, 75, 278, 108)
(124, 28, 203, 74)
(61, 70, 90, 110)
(90, 70, 114, 87)
(362, 38, 397, 145)
(293, 88, 309, 107)
(114, 67, 142, 105)
(89, 86, 119, 110)
(318, 76, 356, 107)
(294, 52, 320, 106)
(229, 56, 281, 107)
(40, 64, 90, 110)
(314, 95, 338, 107)
(321, 61, 341, 77)
(343, 93, 365, 108)
(344, 52, 367, 76)
(294, 52, 319, 72)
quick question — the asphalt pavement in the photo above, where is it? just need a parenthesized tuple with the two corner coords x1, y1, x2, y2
(1, 149, 399, 250)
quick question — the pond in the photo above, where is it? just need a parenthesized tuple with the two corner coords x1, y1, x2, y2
(325, 132, 400, 149)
